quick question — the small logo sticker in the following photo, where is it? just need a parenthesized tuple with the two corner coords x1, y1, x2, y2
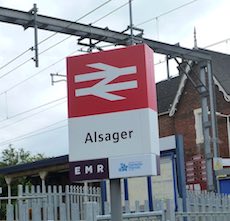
(119, 163, 128, 172)
(118, 161, 143, 172)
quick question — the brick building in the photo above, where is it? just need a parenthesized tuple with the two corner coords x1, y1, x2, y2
(156, 49, 230, 189)
(157, 49, 230, 159)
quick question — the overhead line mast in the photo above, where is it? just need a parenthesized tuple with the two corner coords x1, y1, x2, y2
(0, 6, 210, 61)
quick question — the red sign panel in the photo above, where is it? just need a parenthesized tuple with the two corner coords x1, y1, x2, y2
(67, 44, 157, 117)
(186, 154, 207, 190)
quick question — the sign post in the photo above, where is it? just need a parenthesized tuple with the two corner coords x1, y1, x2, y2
(67, 44, 160, 219)
(110, 179, 122, 221)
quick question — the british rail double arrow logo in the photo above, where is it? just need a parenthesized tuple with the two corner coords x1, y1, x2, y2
(75, 63, 137, 101)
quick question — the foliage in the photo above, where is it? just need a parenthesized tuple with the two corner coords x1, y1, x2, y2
(0, 145, 46, 218)
(1, 144, 45, 166)
(0, 145, 46, 190)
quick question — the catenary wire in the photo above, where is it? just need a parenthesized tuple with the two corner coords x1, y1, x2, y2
(38, 0, 112, 45)
(135, 0, 199, 27)
(204, 37, 230, 49)
(39, 0, 135, 55)
(0, 48, 78, 97)
(92, 0, 133, 24)
(79, 0, 199, 52)
(0, 99, 66, 130)
(0, 0, 195, 76)
(0, 57, 33, 80)
(0, 119, 67, 146)
(0, 96, 66, 124)
(0, 125, 67, 147)
(0, 0, 112, 77)
(0, 48, 32, 72)
(0, 0, 135, 95)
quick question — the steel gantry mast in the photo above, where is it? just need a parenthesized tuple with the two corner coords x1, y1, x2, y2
(0, 5, 211, 61)
(0, 5, 218, 191)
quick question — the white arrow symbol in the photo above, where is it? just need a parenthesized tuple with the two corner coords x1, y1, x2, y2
(75, 63, 137, 101)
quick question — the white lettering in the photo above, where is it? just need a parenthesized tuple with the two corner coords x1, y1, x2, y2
(97, 164, 104, 173)
(85, 165, 93, 174)
(75, 166, 81, 175)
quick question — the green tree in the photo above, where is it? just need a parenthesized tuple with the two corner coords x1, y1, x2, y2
(1, 144, 45, 166)
(0, 145, 46, 218)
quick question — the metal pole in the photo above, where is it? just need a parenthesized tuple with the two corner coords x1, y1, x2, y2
(100, 181, 107, 215)
(110, 179, 122, 221)
(147, 176, 153, 211)
(175, 135, 187, 216)
(166, 56, 170, 79)
(33, 3, 39, 67)
(227, 116, 230, 154)
(199, 63, 214, 191)
(129, 0, 134, 45)
(207, 61, 219, 157)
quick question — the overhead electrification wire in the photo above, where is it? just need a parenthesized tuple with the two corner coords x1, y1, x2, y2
(0, 48, 32, 72)
(86, 0, 199, 51)
(0, 99, 66, 130)
(0, 48, 79, 123)
(0, 96, 66, 124)
(0, 0, 112, 78)
(135, 0, 199, 27)
(38, 0, 112, 45)
(0, 119, 67, 146)
(204, 37, 230, 49)
(0, 125, 67, 147)
(39, 0, 135, 56)
(0, 0, 135, 95)
(92, 0, 133, 24)
(0, 48, 79, 97)
(153, 37, 230, 66)
(0, 57, 32, 80)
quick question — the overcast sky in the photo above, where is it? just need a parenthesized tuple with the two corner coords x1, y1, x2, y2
(0, 0, 229, 158)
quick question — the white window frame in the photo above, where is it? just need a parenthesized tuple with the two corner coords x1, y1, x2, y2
(194, 108, 204, 144)
(194, 109, 230, 155)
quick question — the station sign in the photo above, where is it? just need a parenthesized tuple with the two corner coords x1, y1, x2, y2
(67, 44, 160, 182)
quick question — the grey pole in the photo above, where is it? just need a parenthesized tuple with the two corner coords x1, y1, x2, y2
(175, 135, 187, 219)
(199, 63, 214, 191)
(33, 3, 39, 67)
(129, 0, 134, 45)
(110, 179, 122, 221)
(207, 61, 219, 157)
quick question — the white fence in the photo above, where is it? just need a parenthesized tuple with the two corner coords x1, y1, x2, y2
(0, 184, 101, 221)
(96, 199, 173, 221)
(176, 191, 230, 221)
(0, 184, 169, 221)
(1, 185, 230, 221)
